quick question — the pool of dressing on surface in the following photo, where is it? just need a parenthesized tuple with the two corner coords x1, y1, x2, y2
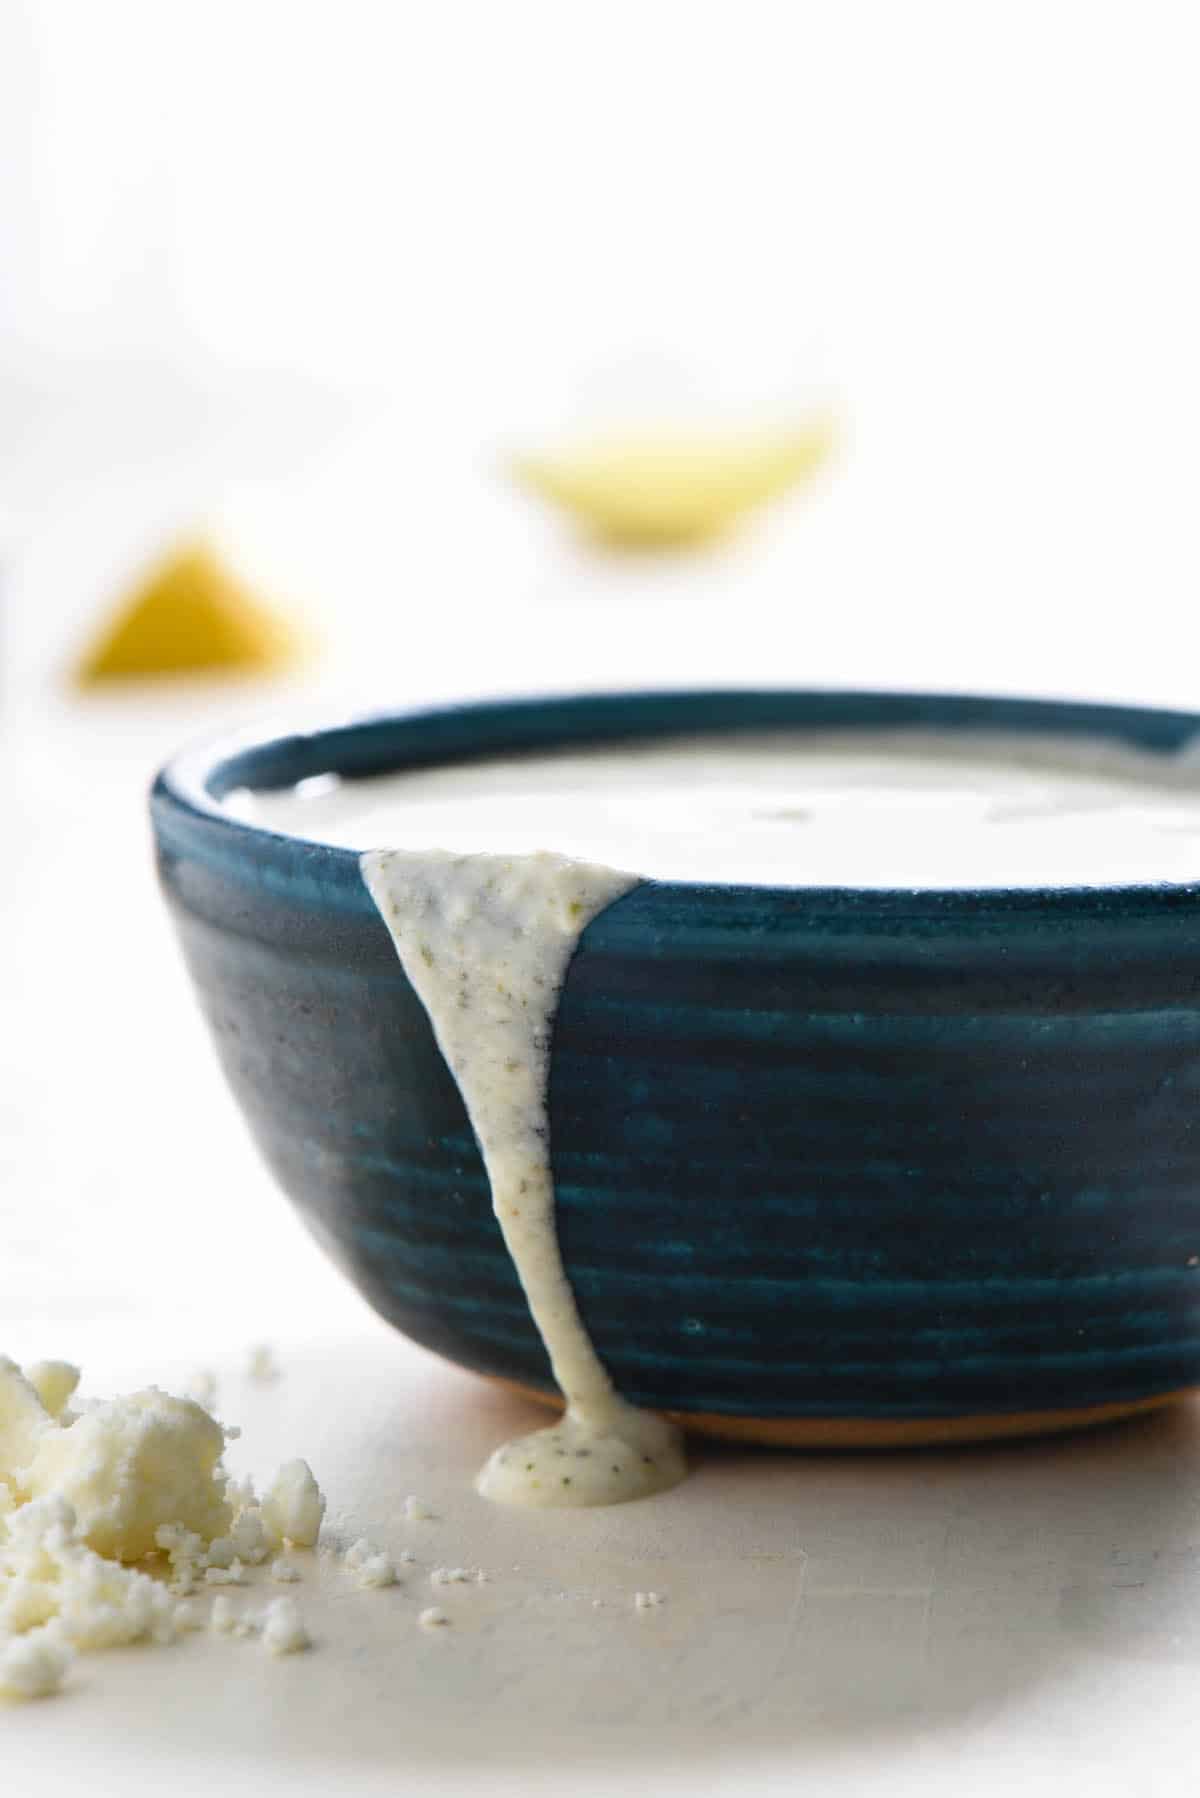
(236, 729, 1200, 1507)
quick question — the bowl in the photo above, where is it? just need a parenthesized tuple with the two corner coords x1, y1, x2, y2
(151, 688, 1200, 1446)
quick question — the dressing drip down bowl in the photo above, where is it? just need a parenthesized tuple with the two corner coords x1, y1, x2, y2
(152, 690, 1200, 1448)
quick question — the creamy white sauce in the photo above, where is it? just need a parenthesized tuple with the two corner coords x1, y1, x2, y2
(361, 849, 686, 1508)
(236, 726, 1200, 1509)
(238, 729, 1200, 888)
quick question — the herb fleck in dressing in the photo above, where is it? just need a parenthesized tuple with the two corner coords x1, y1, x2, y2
(360, 849, 686, 1509)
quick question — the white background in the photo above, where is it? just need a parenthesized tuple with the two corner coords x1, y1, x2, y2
(5, 4, 1200, 1793)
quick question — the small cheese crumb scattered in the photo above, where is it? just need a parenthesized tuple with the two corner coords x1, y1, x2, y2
(229, 1508, 270, 1566)
(204, 1560, 246, 1586)
(345, 1536, 399, 1589)
(260, 1597, 310, 1655)
(155, 1522, 205, 1594)
(418, 1606, 449, 1629)
(269, 1558, 301, 1583)
(209, 1595, 237, 1634)
(634, 1590, 665, 1610)
(403, 1496, 433, 1522)
(262, 1460, 325, 1549)
(0, 1624, 72, 1699)
(247, 1345, 281, 1385)
(430, 1566, 480, 1587)
(24, 1362, 81, 1421)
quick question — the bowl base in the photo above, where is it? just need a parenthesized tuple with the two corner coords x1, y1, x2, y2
(490, 1377, 1192, 1448)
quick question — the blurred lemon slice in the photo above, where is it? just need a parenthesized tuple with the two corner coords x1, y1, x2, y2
(74, 540, 306, 684)
(510, 419, 833, 548)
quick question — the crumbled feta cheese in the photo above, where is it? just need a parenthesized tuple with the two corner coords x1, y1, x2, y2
(2, 1499, 187, 1652)
(260, 1597, 310, 1655)
(204, 1560, 246, 1586)
(269, 1558, 301, 1583)
(21, 1391, 231, 1560)
(634, 1590, 664, 1610)
(229, 1507, 270, 1566)
(155, 1522, 205, 1595)
(403, 1496, 433, 1522)
(0, 1358, 54, 1482)
(418, 1606, 449, 1629)
(430, 1566, 479, 1586)
(261, 1460, 325, 1549)
(247, 1345, 281, 1384)
(345, 1539, 397, 1590)
(0, 1358, 330, 1699)
(24, 1362, 81, 1421)
(0, 1624, 72, 1699)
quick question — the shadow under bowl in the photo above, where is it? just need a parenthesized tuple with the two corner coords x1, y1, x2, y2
(151, 688, 1200, 1445)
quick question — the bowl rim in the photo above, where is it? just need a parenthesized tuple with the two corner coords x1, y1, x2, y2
(150, 684, 1200, 918)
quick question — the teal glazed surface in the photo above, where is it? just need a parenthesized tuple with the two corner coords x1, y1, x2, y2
(151, 690, 1200, 1428)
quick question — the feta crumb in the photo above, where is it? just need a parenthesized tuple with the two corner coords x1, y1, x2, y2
(155, 1522, 205, 1594)
(0, 1358, 55, 1477)
(247, 1345, 281, 1384)
(0, 1625, 72, 1699)
(21, 1390, 231, 1560)
(3, 1498, 188, 1652)
(343, 1536, 398, 1588)
(205, 1560, 246, 1586)
(24, 1362, 81, 1421)
(418, 1606, 449, 1629)
(430, 1566, 479, 1586)
(229, 1508, 270, 1566)
(0, 1358, 329, 1696)
(261, 1460, 325, 1549)
(358, 1554, 397, 1589)
(403, 1495, 433, 1522)
(397, 1549, 416, 1566)
(269, 1558, 301, 1583)
(260, 1596, 310, 1655)
(634, 1590, 664, 1610)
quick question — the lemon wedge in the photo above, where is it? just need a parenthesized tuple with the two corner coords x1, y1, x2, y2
(74, 540, 304, 684)
(511, 420, 833, 548)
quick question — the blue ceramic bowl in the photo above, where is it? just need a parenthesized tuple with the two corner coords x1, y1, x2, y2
(152, 689, 1200, 1446)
